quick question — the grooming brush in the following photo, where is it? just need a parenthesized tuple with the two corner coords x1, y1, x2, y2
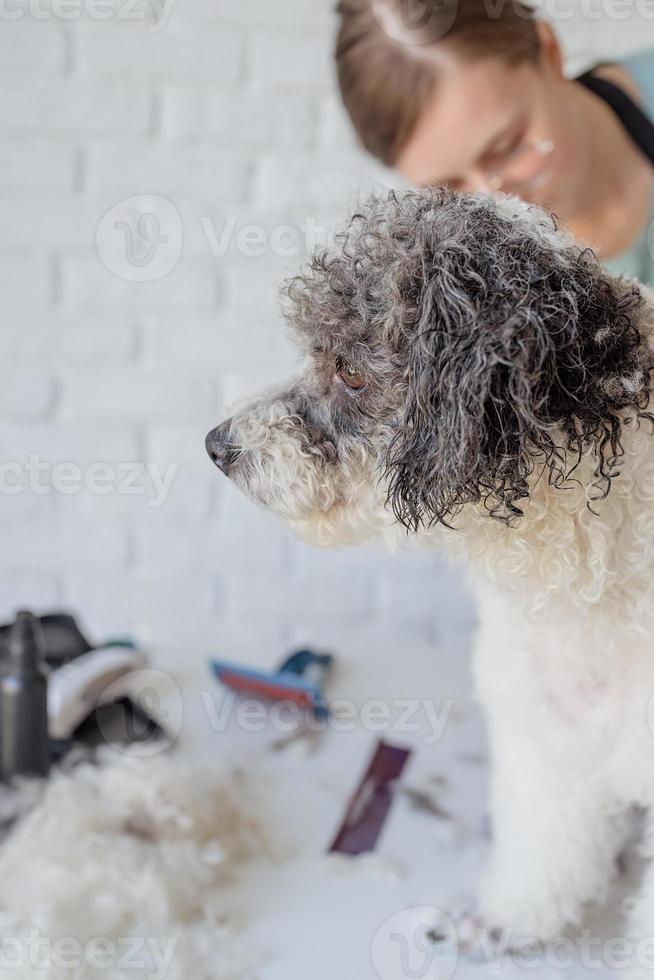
(210, 648, 333, 719)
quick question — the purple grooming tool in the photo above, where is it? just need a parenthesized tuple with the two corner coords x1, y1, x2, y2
(329, 739, 412, 855)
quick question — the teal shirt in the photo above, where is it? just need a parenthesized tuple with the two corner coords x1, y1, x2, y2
(602, 48, 654, 287)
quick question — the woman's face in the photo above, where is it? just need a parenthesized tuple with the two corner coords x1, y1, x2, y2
(396, 38, 585, 217)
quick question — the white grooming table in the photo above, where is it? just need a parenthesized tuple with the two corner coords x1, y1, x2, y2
(160, 632, 629, 980)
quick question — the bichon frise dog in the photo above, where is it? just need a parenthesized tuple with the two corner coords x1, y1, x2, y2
(206, 188, 654, 953)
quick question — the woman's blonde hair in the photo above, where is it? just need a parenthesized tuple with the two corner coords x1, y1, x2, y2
(335, 0, 540, 165)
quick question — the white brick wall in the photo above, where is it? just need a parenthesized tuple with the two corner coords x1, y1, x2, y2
(0, 1, 648, 651)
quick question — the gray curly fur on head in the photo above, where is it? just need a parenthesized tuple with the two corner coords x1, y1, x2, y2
(208, 188, 654, 537)
(283, 188, 653, 529)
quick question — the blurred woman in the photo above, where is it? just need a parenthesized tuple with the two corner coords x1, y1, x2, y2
(335, 0, 654, 284)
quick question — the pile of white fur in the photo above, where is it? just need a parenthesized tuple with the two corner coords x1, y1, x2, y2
(0, 749, 264, 979)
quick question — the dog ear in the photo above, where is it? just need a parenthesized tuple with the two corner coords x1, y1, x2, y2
(385, 199, 653, 530)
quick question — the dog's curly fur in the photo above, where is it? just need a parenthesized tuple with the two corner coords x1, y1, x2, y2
(287, 189, 653, 529)
(207, 188, 654, 957)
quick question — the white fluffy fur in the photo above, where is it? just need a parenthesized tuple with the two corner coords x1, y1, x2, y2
(0, 750, 263, 980)
(466, 414, 654, 947)
(375, 356, 654, 957)
(229, 288, 654, 967)
(208, 187, 654, 967)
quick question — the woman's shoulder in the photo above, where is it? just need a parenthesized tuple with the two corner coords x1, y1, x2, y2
(588, 48, 654, 287)
(589, 47, 654, 110)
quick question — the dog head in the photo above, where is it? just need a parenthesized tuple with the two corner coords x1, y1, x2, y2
(206, 189, 652, 546)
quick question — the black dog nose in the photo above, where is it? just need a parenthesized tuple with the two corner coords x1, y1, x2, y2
(205, 421, 238, 476)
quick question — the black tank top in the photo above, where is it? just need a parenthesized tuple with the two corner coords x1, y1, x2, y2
(576, 67, 654, 166)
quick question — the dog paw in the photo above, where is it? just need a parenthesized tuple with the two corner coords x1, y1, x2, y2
(477, 873, 570, 943)
(453, 910, 542, 958)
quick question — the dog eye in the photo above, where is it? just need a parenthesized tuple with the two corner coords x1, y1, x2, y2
(336, 364, 366, 391)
